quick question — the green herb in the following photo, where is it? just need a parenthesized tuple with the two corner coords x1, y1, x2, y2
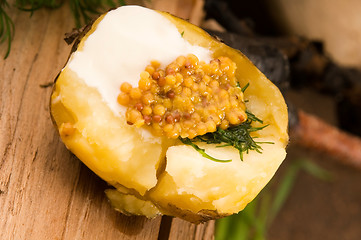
(179, 138, 232, 163)
(15, 0, 63, 12)
(240, 82, 249, 92)
(180, 31, 184, 37)
(0, 0, 14, 59)
(245, 109, 263, 123)
(181, 111, 270, 162)
(1, 0, 126, 59)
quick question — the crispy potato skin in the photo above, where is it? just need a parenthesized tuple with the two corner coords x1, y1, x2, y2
(50, 7, 288, 223)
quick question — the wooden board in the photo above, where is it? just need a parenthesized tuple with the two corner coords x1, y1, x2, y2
(0, 3, 214, 239)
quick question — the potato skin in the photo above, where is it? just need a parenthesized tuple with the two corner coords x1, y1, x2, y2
(50, 7, 288, 223)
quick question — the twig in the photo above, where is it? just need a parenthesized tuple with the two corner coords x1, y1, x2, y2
(291, 110, 361, 170)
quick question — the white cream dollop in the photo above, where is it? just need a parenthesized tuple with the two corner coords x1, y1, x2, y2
(68, 5, 212, 116)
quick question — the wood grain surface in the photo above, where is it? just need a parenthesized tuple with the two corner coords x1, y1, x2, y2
(0, 2, 214, 239)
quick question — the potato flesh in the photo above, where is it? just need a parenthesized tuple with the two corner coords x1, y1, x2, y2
(150, 139, 286, 214)
(147, 11, 289, 216)
(51, 6, 289, 222)
(105, 189, 160, 218)
(51, 68, 164, 195)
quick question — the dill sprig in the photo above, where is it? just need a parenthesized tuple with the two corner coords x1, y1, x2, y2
(179, 138, 232, 163)
(0, 0, 14, 58)
(180, 111, 270, 162)
(1, 0, 126, 59)
(15, 0, 64, 12)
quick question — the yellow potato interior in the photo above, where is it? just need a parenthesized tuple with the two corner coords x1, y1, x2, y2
(51, 68, 166, 195)
(50, 6, 288, 223)
(150, 139, 286, 215)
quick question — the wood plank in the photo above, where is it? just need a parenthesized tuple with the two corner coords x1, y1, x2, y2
(168, 218, 215, 240)
(0, 4, 161, 239)
(151, 0, 203, 24)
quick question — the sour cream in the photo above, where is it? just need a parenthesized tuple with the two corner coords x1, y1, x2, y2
(68, 5, 212, 116)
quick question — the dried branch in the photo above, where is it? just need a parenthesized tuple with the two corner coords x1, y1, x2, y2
(291, 110, 361, 170)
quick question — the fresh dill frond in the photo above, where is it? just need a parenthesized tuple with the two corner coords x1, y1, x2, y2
(0, 0, 14, 59)
(179, 138, 232, 163)
(1, 0, 126, 58)
(183, 111, 270, 162)
(15, 0, 64, 12)
(1, 0, 64, 58)
(14, 0, 125, 27)
(245, 109, 263, 123)
(241, 82, 249, 92)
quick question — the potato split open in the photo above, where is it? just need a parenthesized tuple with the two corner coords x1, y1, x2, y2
(50, 6, 288, 223)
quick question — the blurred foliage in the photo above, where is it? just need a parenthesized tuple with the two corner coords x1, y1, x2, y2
(0, 0, 14, 58)
(0, 0, 125, 58)
(215, 159, 332, 240)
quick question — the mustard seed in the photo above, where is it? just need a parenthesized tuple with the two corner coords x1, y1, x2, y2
(142, 106, 152, 115)
(117, 55, 247, 138)
(153, 115, 162, 123)
(130, 88, 142, 99)
(120, 82, 132, 93)
(166, 67, 176, 76)
(166, 115, 174, 124)
(117, 92, 130, 105)
(152, 71, 160, 80)
(158, 76, 166, 87)
(144, 115, 152, 125)
(173, 112, 181, 122)
(135, 102, 144, 111)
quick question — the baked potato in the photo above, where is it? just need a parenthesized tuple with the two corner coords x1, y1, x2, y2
(50, 6, 288, 223)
